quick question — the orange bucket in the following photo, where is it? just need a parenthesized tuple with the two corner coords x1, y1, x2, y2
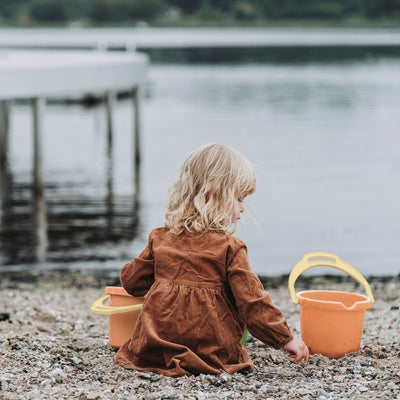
(288, 252, 374, 358)
(90, 286, 144, 348)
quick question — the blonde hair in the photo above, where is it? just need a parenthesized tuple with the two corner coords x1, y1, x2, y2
(165, 143, 256, 235)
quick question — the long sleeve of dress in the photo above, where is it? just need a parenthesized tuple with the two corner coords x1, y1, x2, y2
(120, 236, 155, 297)
(226, 243, 293, 349)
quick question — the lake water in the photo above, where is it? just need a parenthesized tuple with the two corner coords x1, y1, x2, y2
(1, 28, 399, 277)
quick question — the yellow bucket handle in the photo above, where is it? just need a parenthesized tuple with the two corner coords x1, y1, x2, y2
(90, 295, 143, 315)
(288, 251, 374, 304)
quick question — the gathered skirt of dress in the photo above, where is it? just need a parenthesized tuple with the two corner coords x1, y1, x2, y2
(115, 280, 253, 377)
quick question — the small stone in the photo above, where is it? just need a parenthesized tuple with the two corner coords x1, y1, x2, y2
(49, 367, 65, 377)
(138, 372, 152, 380)
(369, 381, 378, 389)
(317, 388, 330, 398)
(0, 313, 10, 321)
(86, 392, 101, 400)
(40, 379, 52, 387)
(11, 343, 21, 351)
(220, 372, 231, 382)
(36, 325, 49, 333)
(71, 356, 82, 364)
(0, 380, 9, 390)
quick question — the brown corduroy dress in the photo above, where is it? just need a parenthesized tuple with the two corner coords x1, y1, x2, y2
(115, 227, 293, 377)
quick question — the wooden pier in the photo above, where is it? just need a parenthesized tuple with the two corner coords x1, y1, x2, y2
(0, 50, 148, 262)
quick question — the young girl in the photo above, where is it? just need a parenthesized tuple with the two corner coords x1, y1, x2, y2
(115, 143, 308, 377)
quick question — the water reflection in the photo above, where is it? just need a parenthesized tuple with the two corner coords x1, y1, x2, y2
(0, 180, 140, 265)
(0, 165, 12, 249)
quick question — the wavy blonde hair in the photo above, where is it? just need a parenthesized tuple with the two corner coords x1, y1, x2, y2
(165, 143, 256, 235)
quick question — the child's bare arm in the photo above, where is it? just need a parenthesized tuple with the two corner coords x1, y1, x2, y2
(282, 338, 309, 363)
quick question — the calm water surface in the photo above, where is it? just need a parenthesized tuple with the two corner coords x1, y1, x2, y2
(1, 29, 399, 276)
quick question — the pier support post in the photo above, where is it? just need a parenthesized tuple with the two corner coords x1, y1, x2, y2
(105, 91, 115, 218)
(132, 87, 141, 196)
(32, 97, 48, 262)
(0, 100, 11, 220)
(0, 100, 10, 170)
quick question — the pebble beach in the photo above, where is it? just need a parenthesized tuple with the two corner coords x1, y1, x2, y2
(0, 270, 399, 400)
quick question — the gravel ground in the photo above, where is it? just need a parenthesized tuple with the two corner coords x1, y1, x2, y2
(0, 270, 399, 400)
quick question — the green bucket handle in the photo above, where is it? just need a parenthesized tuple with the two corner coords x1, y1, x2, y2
(90, 295, 143, 315)
(288, 252, 374, 304)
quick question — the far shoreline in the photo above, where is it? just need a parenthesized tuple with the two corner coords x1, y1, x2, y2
(2, 18, 400, 30)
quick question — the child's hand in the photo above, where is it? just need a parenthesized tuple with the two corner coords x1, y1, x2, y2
(282, 338, 309, 363)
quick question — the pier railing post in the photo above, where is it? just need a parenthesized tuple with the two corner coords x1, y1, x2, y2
(132, 86, 141, 196)
(32, 97, 48, 262)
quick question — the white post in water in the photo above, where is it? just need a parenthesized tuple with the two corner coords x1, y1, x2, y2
(105, 91, 115, 217)
(133, 86, 141, 195)
(32, 97, 48, 262)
